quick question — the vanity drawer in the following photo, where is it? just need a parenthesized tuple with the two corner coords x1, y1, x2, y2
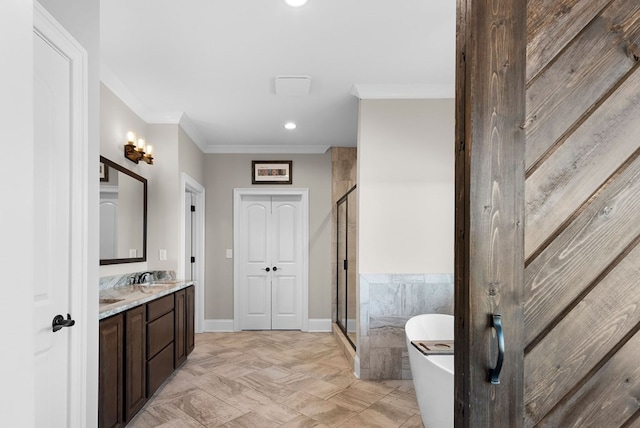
(147, 294, 174, 321)
(146, 343, 174, 397)
(147, 311, 174, 358)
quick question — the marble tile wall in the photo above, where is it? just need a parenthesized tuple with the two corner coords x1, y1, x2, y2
(357, 273, 454, 380)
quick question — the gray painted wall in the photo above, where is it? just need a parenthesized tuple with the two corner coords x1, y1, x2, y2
(100, 85, 206, 276)
(204, 153, 332, 321)
(355, 98, 455, 379)
(179, 126, 205, 186)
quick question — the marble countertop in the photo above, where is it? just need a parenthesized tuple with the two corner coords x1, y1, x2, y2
(99, 280, 194, 320)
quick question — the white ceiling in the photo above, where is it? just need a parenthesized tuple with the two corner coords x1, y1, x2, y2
(100, 0, 456, 154)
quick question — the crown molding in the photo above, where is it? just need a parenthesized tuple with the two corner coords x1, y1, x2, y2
(101, 65, 210, 152)
(178, 114, 209, 153)
(100, 64, 183, 125)
(204, 144, 331, 154)
(351, 83, 454, 100)
(101, 64, 182, 123)
(101, 64, 155, 122)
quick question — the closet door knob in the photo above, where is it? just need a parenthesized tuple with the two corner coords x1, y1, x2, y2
(272, 266, 278, 272)
(261, 267, 270, 272)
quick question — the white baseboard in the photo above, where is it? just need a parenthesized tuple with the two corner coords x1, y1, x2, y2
(307, 319, 332, 332)
(203, 319, 234, 332)
(203, 318, 331, 333)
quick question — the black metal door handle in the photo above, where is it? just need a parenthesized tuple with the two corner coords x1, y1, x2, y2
(272, 266, 278, 272)
(262, 267, 270, 272)
(489, 313, 504, 384)
(52, 314, 75, 332)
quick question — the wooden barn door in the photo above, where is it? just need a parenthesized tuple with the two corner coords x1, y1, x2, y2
(523, 0, 640, 426)
(455, 0, 526, 425)
(456, 0, 640, 426)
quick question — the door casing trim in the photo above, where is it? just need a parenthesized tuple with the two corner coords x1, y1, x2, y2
(233, 188, 309, 331)
(180, 173, 206, 333)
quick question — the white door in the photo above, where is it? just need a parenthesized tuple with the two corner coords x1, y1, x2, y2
(33, 5, 87, 427)
(239, 195, 303, 330)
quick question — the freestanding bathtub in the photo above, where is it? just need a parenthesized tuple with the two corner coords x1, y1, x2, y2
(405, 314, 454, 428)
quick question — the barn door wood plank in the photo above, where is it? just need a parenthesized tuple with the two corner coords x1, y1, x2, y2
(625, 413, 640, 428)
(527, 0, 611, 82)
(455, 0, 525, 425)
(454, 0, 469, 421)
(539, 329, 640, 428)
(524, 244, 640, 426)
(524, 150, 640, 344)
(525, 0, 640, 170)
(525, 69, 640, 258)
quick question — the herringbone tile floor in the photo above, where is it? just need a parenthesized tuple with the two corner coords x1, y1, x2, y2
(128, 330, 424, 427)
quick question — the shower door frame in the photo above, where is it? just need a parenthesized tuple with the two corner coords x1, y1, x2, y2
(336, 185, 357, 349)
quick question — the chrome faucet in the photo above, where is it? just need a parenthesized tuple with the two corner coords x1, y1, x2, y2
(135, 271, 154, 284)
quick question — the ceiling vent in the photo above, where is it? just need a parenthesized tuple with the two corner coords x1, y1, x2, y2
(275, 76, 311, 96)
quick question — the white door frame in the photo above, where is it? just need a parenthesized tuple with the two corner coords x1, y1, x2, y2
(34, 3, 89, 426)
(180, 173, 205, 333)
(233, 188, 309, 332)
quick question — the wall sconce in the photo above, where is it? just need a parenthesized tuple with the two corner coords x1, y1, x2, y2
(124, 131, 154, 165)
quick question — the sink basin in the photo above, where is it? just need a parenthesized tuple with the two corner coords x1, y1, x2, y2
(99, 298, 125, 304)
(145, 280, 180, 285)
(137, 280, 179, 291)
(137, 283, 173, 294)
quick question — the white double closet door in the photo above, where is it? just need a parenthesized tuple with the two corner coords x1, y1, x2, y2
(239, 195, 303, 330)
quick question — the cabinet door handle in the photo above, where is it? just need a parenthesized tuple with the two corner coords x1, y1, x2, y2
(272, 266, 278, 272)
(261, 267, 270, 272)
(52, 314, 75, 333)
(488, 313, 504, 384)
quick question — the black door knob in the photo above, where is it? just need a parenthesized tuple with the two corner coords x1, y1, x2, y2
(52, 314, 75, 332)
(262, 267, 270, 272)
(272, 266, 278, 272)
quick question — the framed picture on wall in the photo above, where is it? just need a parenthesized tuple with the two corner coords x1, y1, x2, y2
(99, 161, 109, 182)
(252, 160, 292, 184)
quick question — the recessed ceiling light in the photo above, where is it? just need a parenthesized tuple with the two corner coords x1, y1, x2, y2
(284, 122, 297, 130)
(282, 0, 308, 7)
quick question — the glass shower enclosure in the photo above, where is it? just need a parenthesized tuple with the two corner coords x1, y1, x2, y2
(336, 185, 357, 348)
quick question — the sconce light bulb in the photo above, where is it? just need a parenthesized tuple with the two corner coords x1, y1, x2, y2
(126, 131, 136, 145)
(137, 138, 146, 152)
(146, 145, 153, 156)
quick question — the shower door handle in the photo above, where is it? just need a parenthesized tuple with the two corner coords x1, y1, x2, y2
(488, 313, 504, 385)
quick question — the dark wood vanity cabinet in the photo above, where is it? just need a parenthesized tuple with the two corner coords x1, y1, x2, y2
(186, 285, 195, 355)
(146, 294, 175, 397)
(99, 306, 147, 427)
(174, 289, 187, 367)
(175, 285, 195, 368)
(99, 314, 124, 428)
(124, 305, 146, 422)
(99, 286, 194, 426)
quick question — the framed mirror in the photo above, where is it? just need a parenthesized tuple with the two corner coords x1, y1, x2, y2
(99, 156, 147, 265)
